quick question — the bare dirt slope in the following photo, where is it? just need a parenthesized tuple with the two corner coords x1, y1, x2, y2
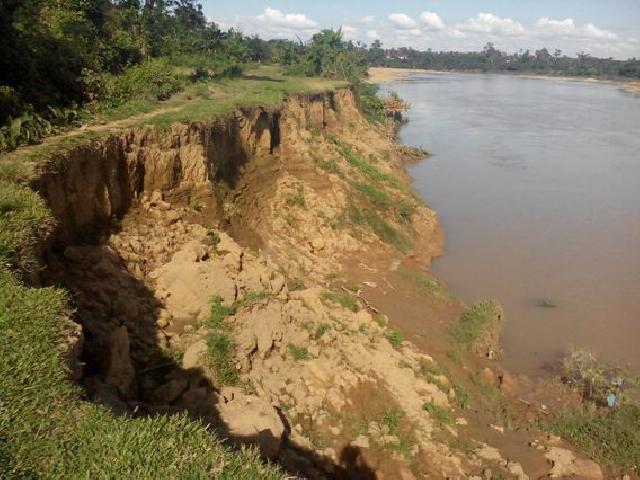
(31, 87, 607, 479)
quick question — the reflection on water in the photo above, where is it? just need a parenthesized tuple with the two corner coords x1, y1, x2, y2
(385, 73, 640, 375)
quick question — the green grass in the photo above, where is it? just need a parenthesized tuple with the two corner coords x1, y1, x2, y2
(423, 401, 451, 425)
(206, 331, 239, 386)
(287, 344, 309, 361)
(351, 181, 392, 208)
(400, 268, 440, 294)
(548, 404, 640, 473)
(313, 323, 331, 340)
(234, 290, 273, 310)
(385, 328, 404, 348)
(362, 209, 409, 251)
(286, 185, 307, 208)
(452, 381, 470, 410)
(0, 182, 54, 271)
(320, 289, 360, 312)
(451, 300, 501, 353)
(328, 137, 404, 190)
(208, 295, 235, 329)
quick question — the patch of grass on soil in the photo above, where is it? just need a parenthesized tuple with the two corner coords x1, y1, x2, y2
(423, 401, 451, 425)
(548, 404, 640, 474)
(320, 289, 360, 312)
(287, 344, 309, 361)
(451, 300, 502, 353)
(206, 331, 239, 385)
(385, 328, 404, 348)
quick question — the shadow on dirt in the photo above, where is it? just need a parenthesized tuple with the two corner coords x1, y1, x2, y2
(44, 234, 377, 479)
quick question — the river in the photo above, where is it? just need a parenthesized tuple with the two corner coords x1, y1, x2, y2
(384, 73, 640, 376)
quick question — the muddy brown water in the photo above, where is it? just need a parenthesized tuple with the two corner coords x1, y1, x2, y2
(384, 73, 640, 376)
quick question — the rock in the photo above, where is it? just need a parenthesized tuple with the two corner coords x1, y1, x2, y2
(182, 339, 208, 370)
(151, 378, 188, 404)
(475, 445, 502, 462)
(350, 435, 370, 449)
(171, 240, 207, 263)
(150, 190, 163, 205)
(545, 447, 602, 479)
(478, 367, 496, 386)
(217, 395, 285, 458)
(507, 461, 529, 480)
(105, 326, 135, 395)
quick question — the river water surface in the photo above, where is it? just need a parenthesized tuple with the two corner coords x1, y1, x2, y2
(385, 73, 640, 376)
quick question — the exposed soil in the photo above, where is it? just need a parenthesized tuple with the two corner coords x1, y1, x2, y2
(29, 87, 613, 479)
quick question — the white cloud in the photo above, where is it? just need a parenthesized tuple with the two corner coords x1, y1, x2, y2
(359, 15, 376, 25)
(419, 11, 445, 31)
(446, 28, 467, 39)
(366, 30, 380, 41)
(582, 23, 617, 40)
(388, 13, 418, 30)
(535, 17, 576, 36)
(256, 7, 317, 30)
(341, 24, 358, 41)
(535, 17, 617, 40)
(456, 13, 525, 36)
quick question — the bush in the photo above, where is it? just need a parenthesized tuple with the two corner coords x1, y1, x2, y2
(101, 59, 184, 108)
(451, 300, 502, 355)
(358, 83, 386, 123)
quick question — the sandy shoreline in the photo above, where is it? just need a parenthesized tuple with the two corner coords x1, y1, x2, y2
(367, 67, 640, 94)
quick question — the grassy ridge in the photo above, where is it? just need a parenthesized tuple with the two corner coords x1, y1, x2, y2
(0, 183, 282, 479)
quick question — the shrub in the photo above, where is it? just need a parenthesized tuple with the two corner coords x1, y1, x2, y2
(358, 83, 386, 123)
(101, 59, 184, 108)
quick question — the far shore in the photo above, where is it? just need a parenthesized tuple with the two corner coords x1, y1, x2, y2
(367, 66, 640, 95)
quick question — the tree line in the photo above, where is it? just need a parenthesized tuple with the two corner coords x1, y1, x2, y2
(365, 41, 640, 79)
(3, 1, 638, 152)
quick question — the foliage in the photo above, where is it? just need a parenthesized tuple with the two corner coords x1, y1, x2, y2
(562, 348, 639, 406)
(101, 58, 184, 108)
(234, 290, 273, 310)
(0, 0, 274, 152)
(452, 381, 470, 410)
(358, 83, 386, 123)
(366, 41, 640, 79)
(280, 29, 367, 82)
(549, 404, 640, 473)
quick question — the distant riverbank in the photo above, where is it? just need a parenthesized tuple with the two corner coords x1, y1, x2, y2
(368, 67, 640, 94)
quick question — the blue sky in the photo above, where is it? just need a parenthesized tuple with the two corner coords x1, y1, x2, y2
(203, 1, 640, 59)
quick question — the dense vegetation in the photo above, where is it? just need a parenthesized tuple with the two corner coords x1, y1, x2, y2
(366, 40, 640, 79)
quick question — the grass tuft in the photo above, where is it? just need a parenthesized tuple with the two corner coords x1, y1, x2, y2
(451, 300, 502, 354)
(385, 329, 404, 349)
(423, 401, 451, 425)
(320, 290, 360, 313)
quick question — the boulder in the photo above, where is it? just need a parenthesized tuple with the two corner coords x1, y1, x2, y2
(217, 395, 285, 458)
(182, 339, 208, 370)
(105, 326, 135, 395)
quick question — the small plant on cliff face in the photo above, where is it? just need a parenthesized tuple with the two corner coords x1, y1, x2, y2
(208, 296, 235, 329)
(188, 198, 202, 211)
(452, 380, 470, 410)
(234, 291, 273, 310)
(288, 343, 309, 361)
(423, 401, 451, 425)
(206, 331, 238, 385)
(385, 328, 404, 349)
(313, 323, 331, 340)
(206, 228, 221, 246)
(320, 290, 360, 312)
(286, 185, 306, 209)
